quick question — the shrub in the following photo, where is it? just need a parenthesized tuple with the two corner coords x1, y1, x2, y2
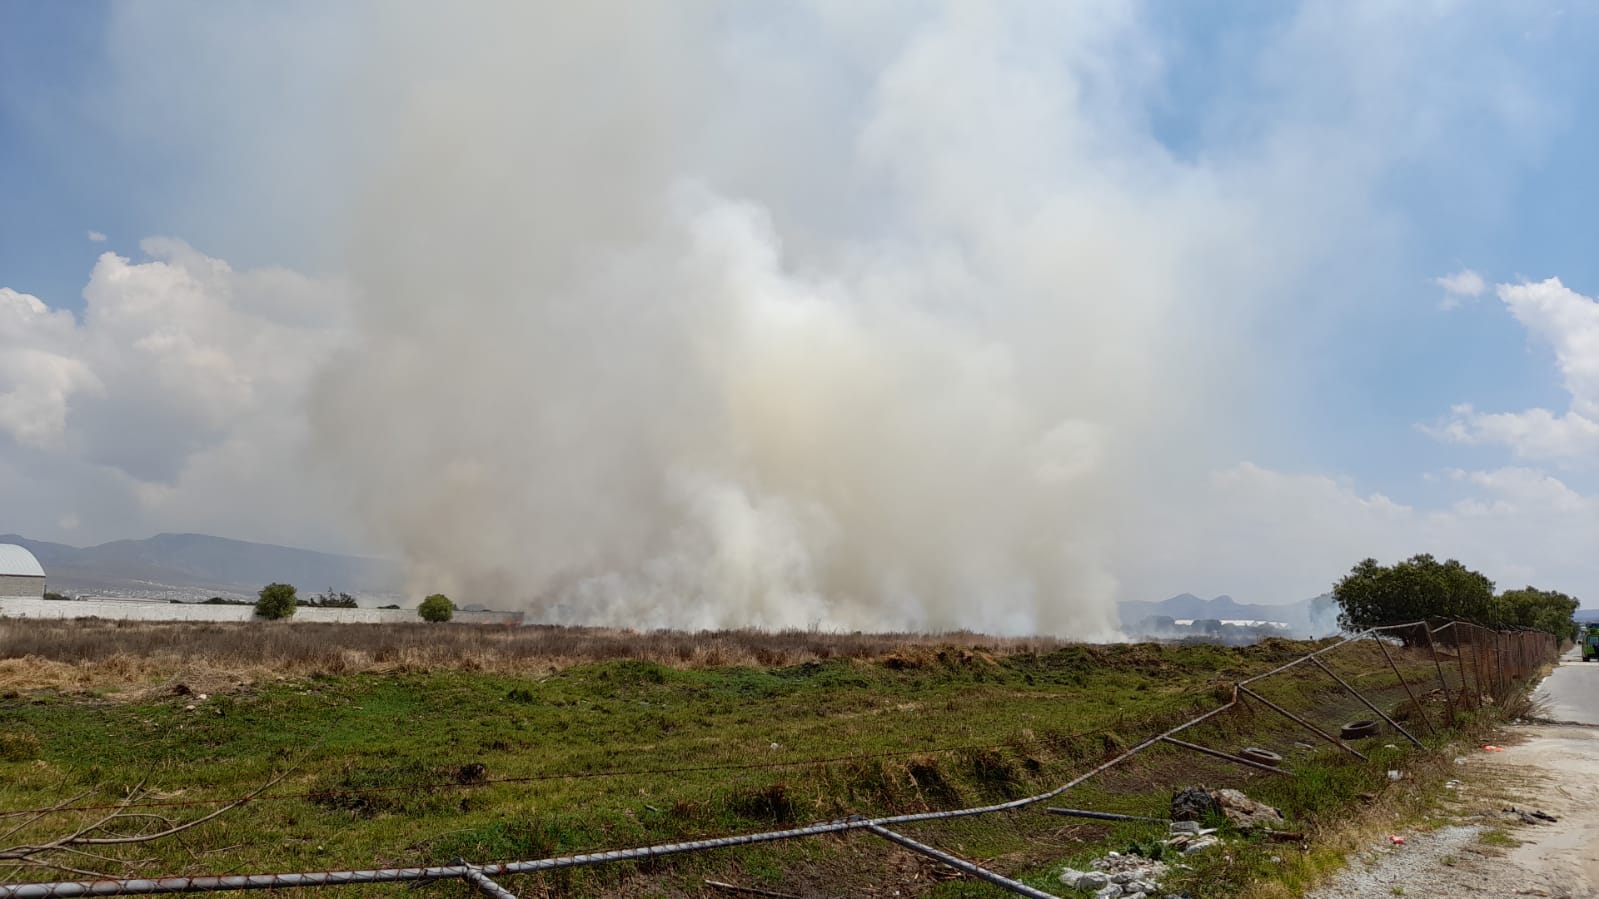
(0, 732, 40, 761)
(255, 583, 298, 620)
(418, 594, 454, 623)
(310, 760, 453, 816)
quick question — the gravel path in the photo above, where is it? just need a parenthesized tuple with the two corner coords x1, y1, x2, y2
(1306, 724, 1599, 899)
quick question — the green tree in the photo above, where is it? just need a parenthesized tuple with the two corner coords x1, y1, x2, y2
(1494, 587, 1579, 639)
(417, 594, 454, 623)
(308, 588, 359, 609)
(1333, 554, 1496, 632)
(255, 583, 299, 620)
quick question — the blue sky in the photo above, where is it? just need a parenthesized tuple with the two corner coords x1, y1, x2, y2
(3, 2, 1599, 630)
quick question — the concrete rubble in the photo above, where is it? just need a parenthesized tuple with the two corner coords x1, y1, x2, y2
(1057, 851, 1168, 898)
(1058, 818, 1223, 897)
(1211, 788, 1285, 830)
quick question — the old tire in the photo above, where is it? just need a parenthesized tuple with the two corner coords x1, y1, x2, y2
(1238, 747, 1283, 767)
(1340, 720, 1380, 740)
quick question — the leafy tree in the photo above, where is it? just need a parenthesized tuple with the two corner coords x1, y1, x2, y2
(1494, 587, 1579, 639)
(417, 594, 454, 623)
(1333, 554, 1495, 632)
(255, 583, 299, 620)
(307, 588, 359, 609)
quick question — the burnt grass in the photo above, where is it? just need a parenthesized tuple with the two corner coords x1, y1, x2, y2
(0, 624, 1455, 897)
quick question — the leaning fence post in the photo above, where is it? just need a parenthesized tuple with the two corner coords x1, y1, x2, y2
(1494, 631, 1506, 702)
(1310, 653, 1424, 748)
(1420, 623, 1457, 727)
(1239, 686, 1368, 761)
(1375, 635, 1438, 737)
(1443, 622, 1475, 712)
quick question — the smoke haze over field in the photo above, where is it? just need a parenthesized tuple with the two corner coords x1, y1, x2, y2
(6, 2, 1599, 632)
(307, 3, 1289, 635)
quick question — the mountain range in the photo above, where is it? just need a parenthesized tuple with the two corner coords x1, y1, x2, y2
(0, 532, 1505, 635)
(0, 532, 402, 600)
(1117, 592, 1341, 637)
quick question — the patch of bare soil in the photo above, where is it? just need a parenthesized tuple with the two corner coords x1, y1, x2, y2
(1309, 725, 1599, 899)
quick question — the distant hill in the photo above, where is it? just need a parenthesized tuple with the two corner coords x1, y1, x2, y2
(0, 532, 402, 601)
(1119, 592, 1339, 638)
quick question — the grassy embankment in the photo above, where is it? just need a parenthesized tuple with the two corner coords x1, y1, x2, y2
(0, 620, 1488, 897)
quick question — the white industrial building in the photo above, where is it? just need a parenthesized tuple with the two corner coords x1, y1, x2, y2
(0, 544, 46, 599)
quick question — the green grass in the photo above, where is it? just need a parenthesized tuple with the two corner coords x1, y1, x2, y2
(0, 637, 1472, 896)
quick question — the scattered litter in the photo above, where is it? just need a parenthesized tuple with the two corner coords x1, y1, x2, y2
(1483, 745, 1505, 752)
(1387, 770, 1403, 782)
(1383, 743, 1399, 750)
(1504, 807, 1559, 825)
(1181, 836, 1220, 854)
(184, 704, 196, 711)
(704, 880, 799, 899)
(1454, 756, 1468, 765)
(196, 693, 208, 701)
(1388, 835, 1406, 845)
(1168, 821, 1204, 835)
(1444, 779, 1461, 790)
(1170, 786, 1218, 822)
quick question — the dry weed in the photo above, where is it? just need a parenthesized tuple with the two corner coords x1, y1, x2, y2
(0, 618, 1070, 694)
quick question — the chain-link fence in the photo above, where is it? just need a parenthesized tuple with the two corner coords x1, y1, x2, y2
(0, 621, 1557, 899)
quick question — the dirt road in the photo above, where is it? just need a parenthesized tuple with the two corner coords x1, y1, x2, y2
(1309, 713, 1599, 897)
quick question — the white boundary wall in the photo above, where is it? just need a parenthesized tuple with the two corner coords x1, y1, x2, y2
(0, 597, 523, 626)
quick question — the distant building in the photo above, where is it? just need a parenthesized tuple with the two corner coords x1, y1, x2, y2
(0, 544, 46, 599)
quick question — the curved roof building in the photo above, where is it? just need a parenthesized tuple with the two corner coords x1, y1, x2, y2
(0, 543, 46, 599)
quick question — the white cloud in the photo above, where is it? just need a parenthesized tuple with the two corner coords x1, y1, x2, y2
(86, 231, 107, 243)
(1435, 268, 1486, 309)
(1136, 462, 1599, 604)
(0, 244, 352, 547)
(1432, 277, 1599, 461)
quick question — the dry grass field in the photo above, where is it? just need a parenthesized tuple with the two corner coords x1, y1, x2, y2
(0, 617, 1073, 695)
(0, 618, 1507, 897)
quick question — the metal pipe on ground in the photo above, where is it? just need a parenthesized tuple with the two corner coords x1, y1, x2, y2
(462, 870, 519, 899)
(865, 825, 1064, 899)
(1044, 808, 1169, 824)
(1159, 737, 1292, 776)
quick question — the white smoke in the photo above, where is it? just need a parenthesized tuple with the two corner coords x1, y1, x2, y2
(1, 1, 1579, 630)
(302, 2, 1276, 636)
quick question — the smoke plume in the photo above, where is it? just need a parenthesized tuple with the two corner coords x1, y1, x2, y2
(308, 3, 1270, 635)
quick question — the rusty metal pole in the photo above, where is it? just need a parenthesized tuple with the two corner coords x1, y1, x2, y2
(1494, 631, 1506, 702)
(1469, 625, 1486, 707)
(1375, 637, 1438, 737)
(1310, 655, 1424, 748)
(1420, 624, 1457, 727)
(1443, 623, 1475, 712)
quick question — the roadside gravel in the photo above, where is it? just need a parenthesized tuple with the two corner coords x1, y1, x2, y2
(1306, 725, 1599, 899)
